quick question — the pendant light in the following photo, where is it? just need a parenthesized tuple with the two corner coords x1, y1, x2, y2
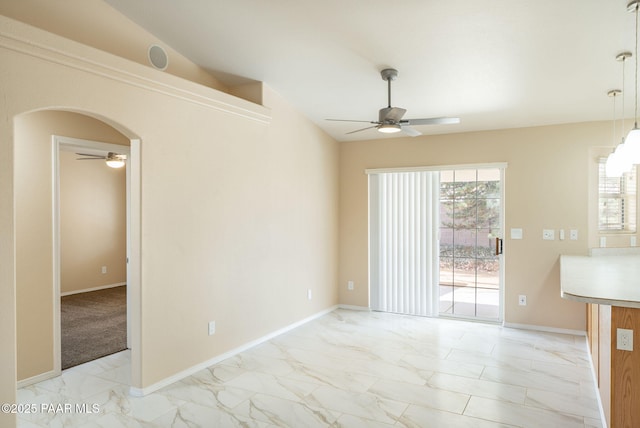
(625, 0, 640, 163)
(606, 52, 633, 177)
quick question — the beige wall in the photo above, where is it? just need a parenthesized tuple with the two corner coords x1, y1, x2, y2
(14, 111, 129, 381)
(1, 14, 338, 422)
(59, 150, 127, 294)
(339, 123, 619, 331)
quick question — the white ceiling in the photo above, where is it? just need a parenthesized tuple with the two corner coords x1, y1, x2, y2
(105, 0, 636, 142)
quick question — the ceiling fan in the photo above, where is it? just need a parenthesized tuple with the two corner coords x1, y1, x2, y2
(327, 68, 460, 137)
(76, 152, 127, 168)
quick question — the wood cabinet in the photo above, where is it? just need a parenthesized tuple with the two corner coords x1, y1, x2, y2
(587, 304, 640, 428)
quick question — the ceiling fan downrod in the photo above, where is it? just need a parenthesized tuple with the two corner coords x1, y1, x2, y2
(380, 68, 398, 108)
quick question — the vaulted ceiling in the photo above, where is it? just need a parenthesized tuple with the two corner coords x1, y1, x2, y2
(106, 0, 634, 141)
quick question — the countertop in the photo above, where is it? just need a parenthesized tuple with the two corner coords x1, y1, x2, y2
(560, 250, 640, 308)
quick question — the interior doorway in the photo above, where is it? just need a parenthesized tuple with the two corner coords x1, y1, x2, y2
(53, 136, 131, 371)
(14, 109, 141, 392)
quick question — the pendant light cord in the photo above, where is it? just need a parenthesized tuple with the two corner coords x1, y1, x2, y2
(623, 55, 626, 141)
(613, 91, 618, 148)
(635, 3, 638, 128)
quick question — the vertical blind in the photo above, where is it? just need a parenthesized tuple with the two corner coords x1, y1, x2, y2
(369, 171, 439, 316)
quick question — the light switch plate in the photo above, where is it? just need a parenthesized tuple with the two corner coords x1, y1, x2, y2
(542, 229, 554, 240)
(570, 229, 578, 240)
(510, 228, 523, 240)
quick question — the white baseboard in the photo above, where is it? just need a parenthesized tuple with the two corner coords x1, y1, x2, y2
(17, 369, 60, 388)
(61, 282, 126, 297)
(129, 305, 339, 397)
(584, 336, 608, 428)
(502, 322, 586, 336)
(337, 304, 370, 311)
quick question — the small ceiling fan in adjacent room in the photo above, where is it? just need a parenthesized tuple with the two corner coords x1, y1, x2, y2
(76, 152, 127, 168)
(327, 68, 460, 137)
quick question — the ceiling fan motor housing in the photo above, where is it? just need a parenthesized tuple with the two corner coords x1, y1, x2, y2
(379, 107, 394, 123)
(378, 106, 406, 124)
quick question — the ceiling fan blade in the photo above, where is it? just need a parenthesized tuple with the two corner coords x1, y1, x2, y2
(402, 117, 460, 126)
(326, 118, 376, 123)
(76, 153, 105, 158)
(401, 125, 421, 137)
(346, 125, 379, 135)
(379, 107, 406, 123)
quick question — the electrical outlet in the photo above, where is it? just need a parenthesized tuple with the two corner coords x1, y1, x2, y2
(208, 321, 216, 336)
(542, 229, 554, 240)
(518, 295, 527, 306)
(101, 266, 107, 274)
(570, 229, 578, 241)
(347, 281, 354, 291)
(617, 328, 633, 351)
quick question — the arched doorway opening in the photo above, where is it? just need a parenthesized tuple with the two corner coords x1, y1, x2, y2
(14, 109, 141, 390)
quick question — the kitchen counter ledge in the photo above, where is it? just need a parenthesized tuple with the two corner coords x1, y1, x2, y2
(560, 252, 640, 308)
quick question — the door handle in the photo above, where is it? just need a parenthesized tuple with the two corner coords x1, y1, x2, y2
(495, 237, 503, 255)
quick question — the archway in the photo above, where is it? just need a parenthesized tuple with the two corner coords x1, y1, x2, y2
(13, 109, 141, 390)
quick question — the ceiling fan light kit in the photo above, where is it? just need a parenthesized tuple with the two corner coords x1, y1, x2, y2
(326, 68, 460, 137)
(378, 123, 402, 133)
(105, 158, 126, 169)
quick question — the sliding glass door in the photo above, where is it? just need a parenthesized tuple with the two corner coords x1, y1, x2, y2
(438, 168, 503, 320)
(368, 165, 504, 321)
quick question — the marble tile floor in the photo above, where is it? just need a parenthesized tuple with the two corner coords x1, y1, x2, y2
(17, 309, 602, 427)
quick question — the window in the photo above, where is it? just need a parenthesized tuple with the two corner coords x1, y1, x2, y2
(598, 159, 637, 232)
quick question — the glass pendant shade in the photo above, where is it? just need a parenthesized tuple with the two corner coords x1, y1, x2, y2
(606, 152, 623, 178)
(606, 140, 634, 177)
(625, 127, 640, 164)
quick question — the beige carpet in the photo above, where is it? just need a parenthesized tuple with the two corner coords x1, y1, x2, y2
(61, 285, 127, 369)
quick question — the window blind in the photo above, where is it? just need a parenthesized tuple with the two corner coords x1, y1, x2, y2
(369, 171, 439, 316)
(598, 159, 637, 232)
